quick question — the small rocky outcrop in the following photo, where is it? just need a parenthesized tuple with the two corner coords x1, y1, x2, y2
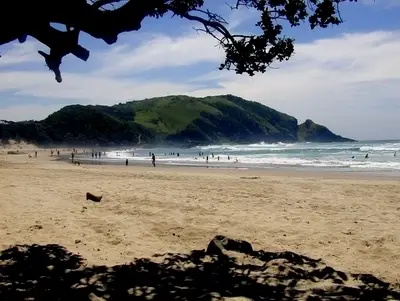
(206, 235, 254, 255)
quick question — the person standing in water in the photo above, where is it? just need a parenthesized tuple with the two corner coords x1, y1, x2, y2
(152, 153, 156, 167)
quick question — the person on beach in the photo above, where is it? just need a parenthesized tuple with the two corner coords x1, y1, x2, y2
(126, 158, 128, 166)
(152, 153, 156, 167)
(35, 151, 37, 157)
(206, 156, 209, 164)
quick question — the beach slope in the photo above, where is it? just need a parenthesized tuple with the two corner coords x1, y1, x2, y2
(0, 149, 399, 299)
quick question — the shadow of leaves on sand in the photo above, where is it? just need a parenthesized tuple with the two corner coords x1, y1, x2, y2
(0, 236, 399, 301)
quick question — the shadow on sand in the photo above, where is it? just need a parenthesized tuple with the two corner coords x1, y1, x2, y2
(1, 236, 399, 300)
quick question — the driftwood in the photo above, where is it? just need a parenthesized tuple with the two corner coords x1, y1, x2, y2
(86, 192, 102, 202)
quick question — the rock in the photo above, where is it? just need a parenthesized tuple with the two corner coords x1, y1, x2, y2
(28, 225, 43, 231)
(75, 239, 81, 244)
(86, 192, 102, 202)
(206, 235, 253, 255)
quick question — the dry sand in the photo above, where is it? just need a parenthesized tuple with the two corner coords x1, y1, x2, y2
(1, 146, 399, 298)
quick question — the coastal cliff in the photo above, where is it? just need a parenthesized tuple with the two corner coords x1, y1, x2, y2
(297, 119, 353, 143)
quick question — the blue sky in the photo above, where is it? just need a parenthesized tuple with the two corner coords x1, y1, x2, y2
(0, 0, 399, 140)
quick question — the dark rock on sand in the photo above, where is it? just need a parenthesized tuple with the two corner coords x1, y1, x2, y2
(206, 235, 254, 255)
(86, 192, 102, 202)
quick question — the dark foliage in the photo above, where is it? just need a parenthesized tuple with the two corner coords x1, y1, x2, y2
(0, 241, 398, 300)
(0, 0, 357, 82)
(0, 106, 152, 147)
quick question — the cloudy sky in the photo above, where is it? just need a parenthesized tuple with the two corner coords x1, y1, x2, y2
(0, 0, 399, 140)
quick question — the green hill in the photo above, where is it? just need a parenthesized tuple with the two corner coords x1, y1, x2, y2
(297, 119, 352, 142)
(0, 95, 354, 146)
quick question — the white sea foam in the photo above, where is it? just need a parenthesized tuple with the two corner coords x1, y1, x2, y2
(103, 141, 400, 171)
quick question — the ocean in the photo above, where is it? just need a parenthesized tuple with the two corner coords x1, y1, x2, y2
(80, 140, 400, 173)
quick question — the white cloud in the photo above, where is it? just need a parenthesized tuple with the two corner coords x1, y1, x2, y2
(224, 2, 259, 30)
(0, 71, 201, 103)
(95, 32, 224, 76)
(0, 41, 42, 67)
(0, 27, 399, 140)
(0, 104, 64, 121)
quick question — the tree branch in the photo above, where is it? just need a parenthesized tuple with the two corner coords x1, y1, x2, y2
(0, 0, 354, 82)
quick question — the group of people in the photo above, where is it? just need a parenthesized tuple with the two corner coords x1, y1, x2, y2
(69, 148, 240, 168)
(351, 152, 397, 160)
(165, 152, 179, 156)
(194, 152, 237, 164)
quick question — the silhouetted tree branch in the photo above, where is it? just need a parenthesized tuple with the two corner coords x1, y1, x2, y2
(0, 0, 357, 82)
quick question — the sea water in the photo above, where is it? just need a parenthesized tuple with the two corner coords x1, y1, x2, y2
(100, 140, 400, 172)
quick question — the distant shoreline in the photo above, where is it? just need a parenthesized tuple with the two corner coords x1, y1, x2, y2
(57, 153, 400, 180)
(17, 140, 359, 150)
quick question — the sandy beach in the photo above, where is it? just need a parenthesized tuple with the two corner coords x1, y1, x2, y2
(1, 146, 399, 299)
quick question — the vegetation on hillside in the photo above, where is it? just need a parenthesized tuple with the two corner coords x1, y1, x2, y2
(0, 95, 353, 146)
(297, 119, 352, 142)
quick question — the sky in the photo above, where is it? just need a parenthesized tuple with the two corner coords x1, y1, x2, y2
(0, 0, 399, 140)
